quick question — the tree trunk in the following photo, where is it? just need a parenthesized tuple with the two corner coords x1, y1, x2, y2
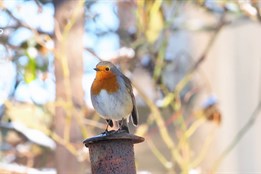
(53, 0, 85, 173)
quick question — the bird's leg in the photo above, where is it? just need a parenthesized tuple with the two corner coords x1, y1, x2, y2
(106, 119, 113, 127)
(102, 119, 115, 135)
(105, 124, 109, 132)
(118, 118, 129, 133)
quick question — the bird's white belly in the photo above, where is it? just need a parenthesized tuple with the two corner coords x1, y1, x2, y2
(92, 89, 132, 121)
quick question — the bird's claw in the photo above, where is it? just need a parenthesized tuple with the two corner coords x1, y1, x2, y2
(118, 125, 129, 134)
(115, 129, 128, 134)
(101, 128, 129, 136)
(101, 129, 116, 136)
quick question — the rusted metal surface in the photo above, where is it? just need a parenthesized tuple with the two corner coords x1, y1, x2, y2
(83, 131, 144, 174)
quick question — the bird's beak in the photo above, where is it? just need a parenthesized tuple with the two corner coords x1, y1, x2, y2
(94, 68, 99, 71)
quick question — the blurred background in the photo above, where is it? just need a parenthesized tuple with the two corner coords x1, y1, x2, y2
(0, 0, 261, 173)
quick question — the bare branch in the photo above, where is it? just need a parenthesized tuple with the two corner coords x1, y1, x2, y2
(34, 0, 43, 13)
(189, 12, 227, 73)
(211, 59, 261, 173)
(4, 8, 53, 36)
(84, 47, 103, 61)
(161, 12, 228, 107)
(211, 101, 261, 173)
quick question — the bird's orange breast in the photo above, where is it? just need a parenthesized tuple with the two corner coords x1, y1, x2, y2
(91, 71, 120, 95)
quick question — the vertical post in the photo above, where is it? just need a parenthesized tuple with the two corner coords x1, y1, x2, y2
(83, 132, 144, 174)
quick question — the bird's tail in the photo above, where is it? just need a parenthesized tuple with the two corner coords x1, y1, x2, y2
(131, 106, 138, 126)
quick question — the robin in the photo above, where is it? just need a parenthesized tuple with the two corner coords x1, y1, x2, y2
(90, 61, 138, 133)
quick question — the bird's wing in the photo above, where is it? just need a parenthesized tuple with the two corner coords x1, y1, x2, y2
(121, 75, 138, 126)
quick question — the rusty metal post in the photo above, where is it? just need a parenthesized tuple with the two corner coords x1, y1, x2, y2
(83, 131, 144, 174)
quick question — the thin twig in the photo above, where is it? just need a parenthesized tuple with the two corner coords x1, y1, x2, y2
(188, 12, 227, 73)
(190, 127, 216, 168)
(211, 59, 261, 173)
(83, 118, 105, 129)
(211, 101, 261, 173)
(4, 8, 52, 36)
(161, 12, 227, 107)
(34, 0, 43, 13)
(84, 47, 103, 61)
(147, 138, 173, 170)
(131, 81, 184, 168)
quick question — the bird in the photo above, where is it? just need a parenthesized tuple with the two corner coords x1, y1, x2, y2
(90, 61, 138, 134)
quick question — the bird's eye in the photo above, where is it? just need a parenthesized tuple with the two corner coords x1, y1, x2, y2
(105, 67, 110, 71)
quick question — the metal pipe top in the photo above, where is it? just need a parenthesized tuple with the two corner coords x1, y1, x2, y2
(83, 131, 145, 147)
